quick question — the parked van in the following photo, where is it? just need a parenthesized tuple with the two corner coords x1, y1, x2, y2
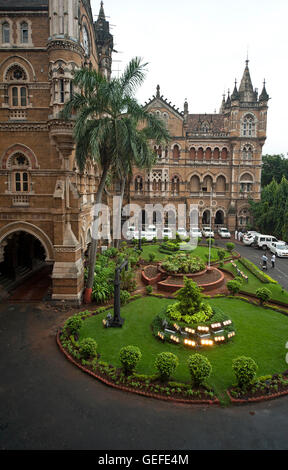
(254, 234, 278, 250)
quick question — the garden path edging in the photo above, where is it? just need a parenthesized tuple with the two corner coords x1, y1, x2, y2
(56, 331, 220, 406)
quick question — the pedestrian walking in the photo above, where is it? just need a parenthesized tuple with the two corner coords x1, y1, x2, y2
(238, 231, 242, 242)
(262, 253, 268, 270)
(271, 254, 276, 268)
(235, 229, 238, 241)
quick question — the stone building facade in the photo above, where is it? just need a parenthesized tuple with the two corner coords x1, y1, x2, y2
(0, 0, 113, 302)
(129, 64, 269, 232)
(0, 0, 269, 303)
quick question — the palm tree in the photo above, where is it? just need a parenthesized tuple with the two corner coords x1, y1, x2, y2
(61, 57, 170, 302)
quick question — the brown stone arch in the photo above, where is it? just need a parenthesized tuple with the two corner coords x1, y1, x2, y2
(1, 55, 36, 82)
(1, 144, 39, 170)
(0, 222, 54, 262)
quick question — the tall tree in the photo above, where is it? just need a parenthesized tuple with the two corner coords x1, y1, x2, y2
(261, 154, 288, 186)
(61, 58, 170, 302)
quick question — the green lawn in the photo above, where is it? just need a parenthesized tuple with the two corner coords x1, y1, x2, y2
(140, 243, 231, 263)
(79, 296, 288, 403)
(225, 259, 288, 305)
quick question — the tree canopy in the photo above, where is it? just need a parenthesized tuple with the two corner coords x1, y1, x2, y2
(250, 176, 288, 241)
(261, 154, 288, 187)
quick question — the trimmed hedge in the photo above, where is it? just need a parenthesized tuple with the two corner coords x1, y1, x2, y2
(238, 257, 278, 284)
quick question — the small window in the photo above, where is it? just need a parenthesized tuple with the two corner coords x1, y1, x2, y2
(15, 171, 29, 192)
(59, 79, 65, 103)
(11, 86, 27, 107)
(20, 22, 29, 44)
(12, 87, 18, 106)
(2, 22, 10, 43)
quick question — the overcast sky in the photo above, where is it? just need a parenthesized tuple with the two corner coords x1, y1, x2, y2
(91, 0, 287, 156)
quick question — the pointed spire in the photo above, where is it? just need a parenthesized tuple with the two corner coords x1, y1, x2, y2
(259, 79, 269, 102)
(220, 93, 226, 113)
(225, 89, 231, 108)
(239, 59, 255, 102)
(231, 79, 240, 101)
(184, 98, 188, 112)
(98, 1, 106, 20)
(156, 84, 160, 98)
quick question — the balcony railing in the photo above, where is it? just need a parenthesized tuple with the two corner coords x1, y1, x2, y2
(12, 194, 29, 207)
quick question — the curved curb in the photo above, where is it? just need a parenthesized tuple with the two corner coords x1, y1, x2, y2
(227, 388, 288, 404)
(56, 331, 220, 406)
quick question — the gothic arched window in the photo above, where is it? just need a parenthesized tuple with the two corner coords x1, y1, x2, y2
(20, 22, 29, 44)
(241, 114, 256, 137)
(172, 144, 180, 159)
(242, 145, 253, 161)
(135, 175, 143, 194)
(171, 176, 180, 195)
(2, 22, 10, 43)
(240, 173, 253, 193)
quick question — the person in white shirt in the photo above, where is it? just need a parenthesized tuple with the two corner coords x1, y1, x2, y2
(271, 254, 276, 268)
(235, 230, 238, 240)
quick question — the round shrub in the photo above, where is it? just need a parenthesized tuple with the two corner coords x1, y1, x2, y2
(227, 279, 242, 296)
(79, 337, 98, 360)
(226, 242, 235, 253)
(155, 352, 179, 381)
(148, 252, 156, 262)
(187, 354, 212, 387)
(256, 287, 272, 305)
(64, 315, 83, 335)
(217, 248, 226, 261)
(146, 285, 153, 295)
(119, 345, 142, 374)
(232, 356, 258, 389)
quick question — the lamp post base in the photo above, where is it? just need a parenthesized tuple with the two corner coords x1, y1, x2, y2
(110, 317, 125, 328)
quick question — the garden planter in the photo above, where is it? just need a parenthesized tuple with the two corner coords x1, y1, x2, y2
(83, 287, 93, 304)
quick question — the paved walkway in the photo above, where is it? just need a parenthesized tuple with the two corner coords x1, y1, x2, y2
(1, 300, 288, 450)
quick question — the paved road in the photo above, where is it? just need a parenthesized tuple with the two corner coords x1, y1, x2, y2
(217, 238, 288, 291)
(1, 300, 288, 451)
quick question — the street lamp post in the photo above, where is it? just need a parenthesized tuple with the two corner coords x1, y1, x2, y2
(208, 189, 213, 268)
(111, 259, 129, 327)
(138, 213, 142, 252)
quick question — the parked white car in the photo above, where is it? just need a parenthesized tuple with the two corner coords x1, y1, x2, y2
(176, 227, 188, 239)
(218, 227, 231, 238)
(133, 229, 154, 241)
(202, 226, 214, 238)
(254, 234, 278, 250)
(243, 232, 261, 246)
(162, 227, 173, 239)
(190, 227, 202, 239)
(268, 242, 288, 257)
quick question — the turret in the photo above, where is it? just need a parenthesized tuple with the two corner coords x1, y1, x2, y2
(259, 80, 269, 103)
(94, 2, 113, 79)
(238, 60, 257, 103)
(49, 0, 79, 42)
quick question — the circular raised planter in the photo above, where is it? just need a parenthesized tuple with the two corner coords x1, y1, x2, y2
(157, 266, 225, 293)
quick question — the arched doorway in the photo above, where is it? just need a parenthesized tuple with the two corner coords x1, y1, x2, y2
(215, 210, 225, 226)
(202, 210, 211, 226)
(0, 231, 52, 300)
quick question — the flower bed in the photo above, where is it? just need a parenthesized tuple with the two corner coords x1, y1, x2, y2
(157, 267, 225, 293)
(57, 328, 219, 405)
(227, 372, 288, 403)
